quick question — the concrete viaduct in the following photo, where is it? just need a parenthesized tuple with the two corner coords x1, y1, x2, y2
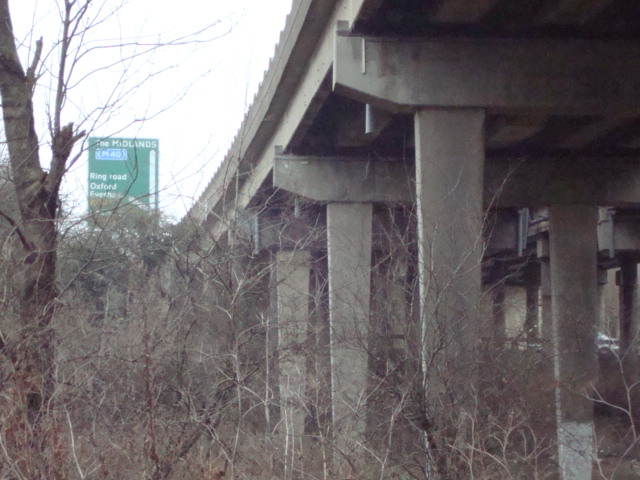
(186, 1, 640, 478)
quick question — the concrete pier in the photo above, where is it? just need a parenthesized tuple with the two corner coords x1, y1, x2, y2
(618, 260, 640, 386)
(326, 202, 373, 458)
(276, 249, 311, 479)
(548, 204, 598, 480)
(414, 108, 485, 393)
(369, 250, 413, 453)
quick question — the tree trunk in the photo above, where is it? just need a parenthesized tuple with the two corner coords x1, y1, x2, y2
(0, 2, 79, 476)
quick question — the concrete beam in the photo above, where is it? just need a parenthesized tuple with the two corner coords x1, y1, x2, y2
(334, 33, 640, 115)
(274, 155, 413, 202)
(199, 0, 357, 237)
(258, 213, 326, 252)
(613, 215, 640, 252)
(349, 0, 386, 27)
(486, 115, 547, 149)
(558, 117, 629, 150)
(333, 104, 393, 147)
(484, 209, 519, 256)
(597, 210, 640, 254)
(538, 0, 614, 25)
(430, 0, 499, 23)
(276, 155, 640, 207)
(486, 158, 640, 207)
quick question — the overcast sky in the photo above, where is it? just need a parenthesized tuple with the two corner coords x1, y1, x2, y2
(9, 0, 293, 221)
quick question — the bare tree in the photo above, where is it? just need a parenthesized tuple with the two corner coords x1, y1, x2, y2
(0, 3, 85, 475)
(0, 1, 221, 476)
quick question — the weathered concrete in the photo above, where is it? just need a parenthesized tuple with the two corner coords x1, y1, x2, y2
(274, 155, 413, 203)
(485, 159, 640, 207)
(414, 108, 485, 394)
(430, 0, 499, 22)
(536, 236, 560, 479)
(525, 264, 541, 341)
(276, 154, 640, 209)
(295, 259, 334, 476)
(491, 282, 507, 346)
(484, 208, 519, 256)
(276, 249, 311, 479)
(197, 0, 357, 238)
(618, 260, 640, 385)
(548, 204, 598, 480)
(610, 214, 640, 252)
(185, 2, 640, 478)
(596, 267, 609, 335)
(504, 286, 527, 339)
(326, 202, 372, 461)
(537, 238, 553, 357)
(369, 251, 415, 454)
(334, 33, 640, 115)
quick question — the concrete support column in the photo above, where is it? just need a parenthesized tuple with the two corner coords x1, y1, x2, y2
(534, 236, 560, 478)
(414, 108, 485, 393)
(548, 204, 598, 480)
(308, 260, 333, 475)
(618, 260, 640, 384)
(327, 202, 373, 459)
(525, 264, 541, 341)
(371, 251, 410, 373)
(480, 263, 506, 347)
(369, 250, 412, 453)
(597, 267, 608, 336)
(492, 284, 508, 346)
(538, 238, 553, 357)
(276, 249, 311, 479)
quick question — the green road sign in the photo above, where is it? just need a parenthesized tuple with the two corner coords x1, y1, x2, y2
(88, 137, 159, 212)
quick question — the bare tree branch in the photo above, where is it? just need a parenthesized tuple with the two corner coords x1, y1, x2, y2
(0, 208, 34, 252)
(25, 36, 42, 85)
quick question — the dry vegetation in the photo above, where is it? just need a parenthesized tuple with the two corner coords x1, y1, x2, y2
(2, 180, 640, 479)
(1, 1, 640, 478)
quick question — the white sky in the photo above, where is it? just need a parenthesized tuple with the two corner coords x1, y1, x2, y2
(9, 0, 293, 221)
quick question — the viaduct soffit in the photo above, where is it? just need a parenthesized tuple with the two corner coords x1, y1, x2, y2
(290, 0, 640, 162)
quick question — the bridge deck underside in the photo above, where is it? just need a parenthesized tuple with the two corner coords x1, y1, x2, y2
(194, 0, 640, 477)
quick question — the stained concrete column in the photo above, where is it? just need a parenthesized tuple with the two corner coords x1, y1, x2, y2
(414, 108, 485, 392)
(548, 204, 598, 480)
(491, 282, 507, 346)
(533, 236, 560, 479)
(597, 267, 608, 336)
(480, 263, 506, 347)
(276, 249, 311, 479)
(371, 251, 410, 373)
(369, 250, 414, 453)
(618, 260, 640, 384)
(538, 238, 553, 357)
(326, 202, 372, 458)
(306, 260, 333, 475)
(525, 264, 541, 341)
